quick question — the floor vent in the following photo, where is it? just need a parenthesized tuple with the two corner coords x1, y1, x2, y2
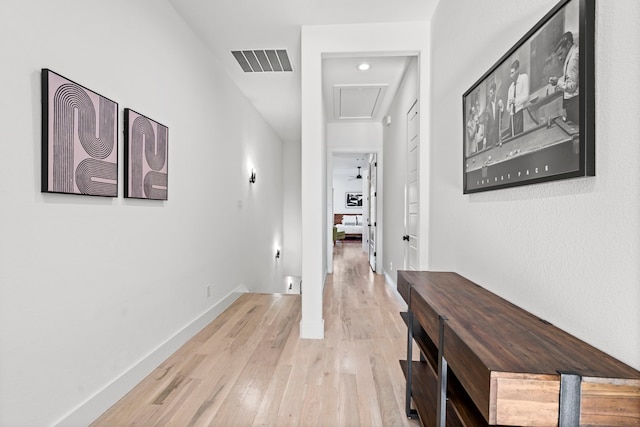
(231, 49, 293, 72)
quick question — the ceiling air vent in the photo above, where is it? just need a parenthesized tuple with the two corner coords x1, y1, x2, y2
(231, 49, 293, 72)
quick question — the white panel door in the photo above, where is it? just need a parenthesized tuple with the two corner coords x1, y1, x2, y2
(405, 101, 419, 270)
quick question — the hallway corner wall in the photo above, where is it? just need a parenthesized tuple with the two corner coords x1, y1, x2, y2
(382, 56, 419, 280)
(300, 21, 430, 339)
(0, 1, 284, 425)
(428, 0, 640, 369)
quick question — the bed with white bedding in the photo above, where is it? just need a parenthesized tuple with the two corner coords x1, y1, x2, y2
(334, 213, 363, 239)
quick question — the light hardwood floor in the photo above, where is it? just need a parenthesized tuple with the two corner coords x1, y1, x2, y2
(91, 241, 419, 426)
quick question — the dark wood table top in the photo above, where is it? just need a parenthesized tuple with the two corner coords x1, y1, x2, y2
(399, 270, 640, 379)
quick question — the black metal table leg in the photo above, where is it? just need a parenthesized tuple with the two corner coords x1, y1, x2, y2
(436, 315, 448, 427)
(558, 372, 581, 427)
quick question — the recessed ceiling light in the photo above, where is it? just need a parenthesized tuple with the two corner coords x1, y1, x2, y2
(357, 63, 370, 71)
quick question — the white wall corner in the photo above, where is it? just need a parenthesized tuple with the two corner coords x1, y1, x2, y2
(52, 285, 248, 427)
(384, 269, 397, 290)
(384, 270, 407, 308)
(299, 319, 325, 339)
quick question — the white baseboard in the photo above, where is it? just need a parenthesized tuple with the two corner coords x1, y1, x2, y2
(299, 319, 324, 339)
(52, 284, 249, 427)
(384, 268, 396, 289)
(384, 269, 407, 308)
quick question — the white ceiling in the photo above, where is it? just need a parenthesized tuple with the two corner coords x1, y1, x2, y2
(323, 55, 412, 124)
(333, 153, 369, 175)
(168, 0, 439, 144)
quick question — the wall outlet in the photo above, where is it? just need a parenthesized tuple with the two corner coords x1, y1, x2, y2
(206, 284, 211, 298)
(390, 262, 393, 271)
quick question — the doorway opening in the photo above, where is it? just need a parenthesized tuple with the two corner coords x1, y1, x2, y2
(329, 151, 381, 274)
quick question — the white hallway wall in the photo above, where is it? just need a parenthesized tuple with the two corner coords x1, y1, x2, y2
(328, 122, 381, 217)
(333, 172, 365, 216)
(328, 122, 383, 265)
(0, 1, 284, 425)
(429, 0, 640, 369)
(301, 21, 430, 339)
(282, 139, 303, 281)
(383, 56, 419, 281)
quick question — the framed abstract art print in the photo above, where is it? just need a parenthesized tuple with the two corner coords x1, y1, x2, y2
(41, 69, 118, 197)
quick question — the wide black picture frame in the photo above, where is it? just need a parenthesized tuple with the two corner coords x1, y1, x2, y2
(123, 108, 169, 200)
(41, 69, 118, 197)
(345, 192, 362, 208)
(462, 0, 595, 194)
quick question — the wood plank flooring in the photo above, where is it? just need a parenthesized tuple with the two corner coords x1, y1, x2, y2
(91, 241, 419, 426)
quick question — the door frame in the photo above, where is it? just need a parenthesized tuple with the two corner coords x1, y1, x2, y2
(327, 147, 383, 274)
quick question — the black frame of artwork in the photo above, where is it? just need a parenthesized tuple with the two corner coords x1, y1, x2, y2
(462, 0, 595, 194)
(41, 68, 119, 197)
(123, 108, 169, 200)
(345, 192, 363, 208)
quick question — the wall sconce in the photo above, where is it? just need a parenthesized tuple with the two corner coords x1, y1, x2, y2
(249, 168, 256, 184)
(275, 249, 281, 259)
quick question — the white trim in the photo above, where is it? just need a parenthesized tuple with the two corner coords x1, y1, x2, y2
(384, 268, 396, 290)
(300, 319, 325, 339)
(52, 285, 249, 427)
(384, 269, 407, 308)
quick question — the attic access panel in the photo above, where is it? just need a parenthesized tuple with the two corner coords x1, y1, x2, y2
(334, 84, 388, 120)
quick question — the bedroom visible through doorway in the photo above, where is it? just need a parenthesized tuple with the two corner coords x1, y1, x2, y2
(331, 152, 373, 261)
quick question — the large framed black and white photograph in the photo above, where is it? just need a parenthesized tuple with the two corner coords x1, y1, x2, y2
(462, 0, 595, 194)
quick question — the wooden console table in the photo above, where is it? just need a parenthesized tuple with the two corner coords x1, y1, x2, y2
(397, 270, 640, 426)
